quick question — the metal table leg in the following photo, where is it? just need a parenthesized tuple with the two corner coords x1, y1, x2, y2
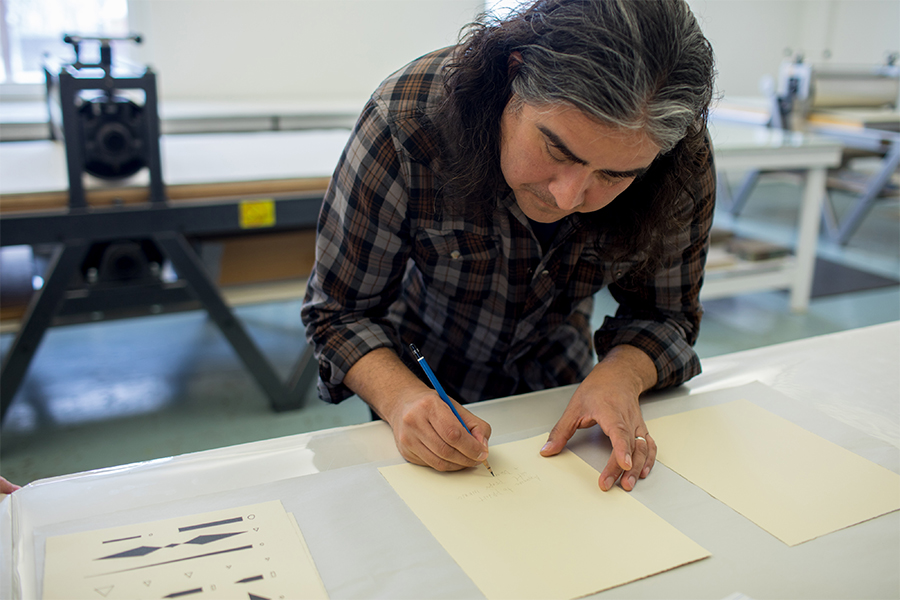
(153, 231, 308, 412)
(1, 242, 89, 421)
(823, 142, 900, 245)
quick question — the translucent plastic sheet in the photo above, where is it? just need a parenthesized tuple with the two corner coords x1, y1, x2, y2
(5, 323, 899, 599)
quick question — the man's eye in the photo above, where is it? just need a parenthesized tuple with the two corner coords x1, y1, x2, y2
(545, 142, 568, 163)
(597, 171, 631, 185)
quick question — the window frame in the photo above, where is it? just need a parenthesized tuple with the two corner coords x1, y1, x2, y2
(0, 0, 129, 99)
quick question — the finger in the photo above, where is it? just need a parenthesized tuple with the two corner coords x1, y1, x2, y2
(607, 423, 634, 473)
(540, 404, 587, 457)
(459, 405, 492, 451)
(436, 402, 490, 463)
(399, 417, 480, 471)
(640, 433, 657, 479)
(427, 420, 486, 469)
(598, 425, 634, 491)
(598, 451, 623, 491)
(404, 440, 470, 472)
(620, 435, 650, 491)
(0, 476, 20, 495)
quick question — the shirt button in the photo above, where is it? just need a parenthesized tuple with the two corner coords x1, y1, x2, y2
(450, 250, 461, 260)
(541, 270, 550, 277)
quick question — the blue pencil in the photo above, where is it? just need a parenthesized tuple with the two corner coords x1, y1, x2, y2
(409, 343, 494, 476)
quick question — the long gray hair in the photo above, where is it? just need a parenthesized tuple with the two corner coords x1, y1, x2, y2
(508, 0, 714, 153)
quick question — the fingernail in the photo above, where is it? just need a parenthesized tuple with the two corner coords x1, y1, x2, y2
(477, 451, 488, 461)
(602, 476, 615, 490)
(627, 475, 636, 489)
(624, 453, 633, 470)
(541, 442, 552, 453)
(641, 465, 650, 478)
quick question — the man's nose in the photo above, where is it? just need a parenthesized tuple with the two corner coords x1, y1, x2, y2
(547, 166, 591, 211)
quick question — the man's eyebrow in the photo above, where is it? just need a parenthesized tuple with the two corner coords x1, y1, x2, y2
(538, 125, 586, 165)
(538, 125, 652, 179)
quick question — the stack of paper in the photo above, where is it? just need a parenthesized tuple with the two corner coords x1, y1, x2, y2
(42, 500, 328, 599)
(648, 399, 900, 546)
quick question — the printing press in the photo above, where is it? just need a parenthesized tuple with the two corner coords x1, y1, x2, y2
(720, 54, 900, 245)
(0, 35, 319, 422)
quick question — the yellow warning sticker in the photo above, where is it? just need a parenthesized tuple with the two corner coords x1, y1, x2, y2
(239, 199, 276, 229)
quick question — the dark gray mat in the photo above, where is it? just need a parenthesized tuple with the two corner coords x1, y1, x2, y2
(811, 258, 899, 298)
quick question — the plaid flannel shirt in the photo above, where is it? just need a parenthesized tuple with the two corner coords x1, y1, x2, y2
(301, 48, 716, 405)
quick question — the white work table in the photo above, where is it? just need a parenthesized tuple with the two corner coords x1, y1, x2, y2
(2, 322, 897, 599)
(704, 121, 843, 311)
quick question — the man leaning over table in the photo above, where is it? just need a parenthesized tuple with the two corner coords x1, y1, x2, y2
(302, 0, 716, 492)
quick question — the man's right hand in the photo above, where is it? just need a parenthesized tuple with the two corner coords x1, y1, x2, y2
(390, 387, 491, 471)
(344, 347, 492, 471)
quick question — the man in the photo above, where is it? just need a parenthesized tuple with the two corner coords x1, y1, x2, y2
(302, 0, 716, 492)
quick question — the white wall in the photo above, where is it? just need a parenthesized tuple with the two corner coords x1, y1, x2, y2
(687, 0, 900, 100)
(127, 0, 484, 105)
(127, 0, 900, 106)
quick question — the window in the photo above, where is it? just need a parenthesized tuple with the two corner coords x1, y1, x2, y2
(0, 0, 128, 84)
(485, 0, 523, 19)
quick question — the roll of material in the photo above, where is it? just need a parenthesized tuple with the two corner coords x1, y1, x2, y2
(812, 73, 900, 108)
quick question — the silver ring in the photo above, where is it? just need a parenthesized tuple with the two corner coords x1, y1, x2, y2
(635, 436, 647, 442)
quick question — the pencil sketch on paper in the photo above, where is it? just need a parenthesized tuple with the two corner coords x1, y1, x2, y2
(454, 466, 542, 504)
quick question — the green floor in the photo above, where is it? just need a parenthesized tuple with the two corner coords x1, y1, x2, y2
(2, 178, 898, 487)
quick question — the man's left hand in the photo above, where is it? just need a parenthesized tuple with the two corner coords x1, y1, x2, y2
(539, 345, 658, 492)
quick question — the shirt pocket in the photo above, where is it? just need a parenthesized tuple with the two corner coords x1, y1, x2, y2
(413, 227, 501, 302)
(574, 246, 637, 292)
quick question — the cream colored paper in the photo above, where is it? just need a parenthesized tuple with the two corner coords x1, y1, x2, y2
(42, 500, 328, 599)
(379, 434, 709, 600)
(648, 399, 900, 546)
